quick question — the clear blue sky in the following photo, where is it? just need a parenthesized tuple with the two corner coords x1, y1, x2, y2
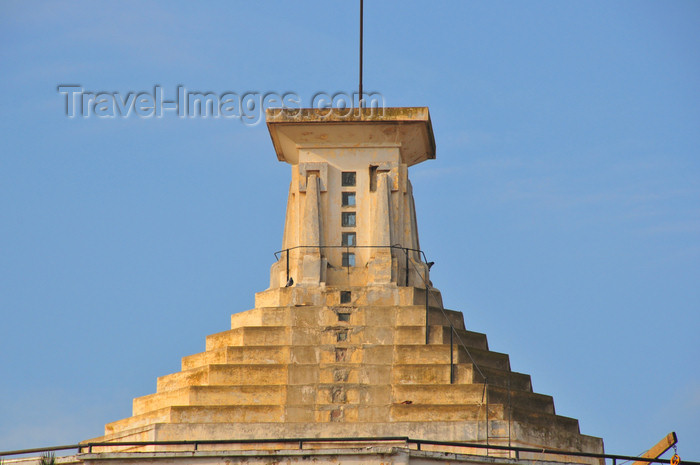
(1, 0, 698, 460)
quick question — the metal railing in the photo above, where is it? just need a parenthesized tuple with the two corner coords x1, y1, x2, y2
(273, 243, 490, 440)
(273, 243, 433, 346)
(273, 244, 428, 288)
(1, 437, 696, 464)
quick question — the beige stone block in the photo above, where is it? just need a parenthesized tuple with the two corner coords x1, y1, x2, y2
(290, 326, 319, 345)
(157, 367, 209, 392)
(392, 384, 485, 405)
(358, 405, 391, 422)
(362, 306, 396, 326)
(453, 364, 477, 384)
(181, 349, 226, 371)
(395, 326, 426, 344)
(392, 364, 450, 385)
(105, 407, 172, 435)
(394, 345, 451, 364)
(320, 326, 353, 345)
(314, 384, 391, 405)
(241, 326, 289, 345)
(361, 345, 393, 364)
(355, 326, 395, 344)
(314, 405, 360, 423)
(231, 307, 290, 328)
(488, 387, 554, 415)
(455, 346, 510, 370)
(357, 285, 398, 305)
(205, 364, 288, 386)
(318, 346, 361, 363)
(289, 345, 319, 364)
(191, 385, 286, 406)
(205, 328, 244, 351)
(285, 405, 315, 422)
(170, 405, 284, 423)
(286, 385, 316, 405)
(315, 385, 352, 404)
(357, 365, 392, 385)
(290, 306, 323, 327)
(465, 366, 531, 391)
(390, 404, 498, 422)
(134, 385, 288, 416)
(229, 308, 262, 327)
(224, 345, 290, 364)
(357, 385, 392, 405)
(133, 389, 190, 416)
(434, 308, 467, 330)
(319, 366, 359, 384)
(395, 305, 425, 325)
(509, 409, 580, 434)
(288, 364, 319, 384)
(429, 325, 488, 349)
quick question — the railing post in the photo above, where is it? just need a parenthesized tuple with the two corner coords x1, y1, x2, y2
(425, 285, 429, 344)
(286, 249, 289, 284)
(404, 248, 409, 287)
(450, 326, 454, 384)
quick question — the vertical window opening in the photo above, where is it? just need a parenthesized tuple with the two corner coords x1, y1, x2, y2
(342, 232, 356, 247)
(341, 212, 356, 227)
(342, 192, 356, 206)
(341, 172, 356, 186)
(342, 252, 355, 267)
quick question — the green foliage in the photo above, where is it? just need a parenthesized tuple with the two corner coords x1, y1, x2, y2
(40, 452, 56, 465)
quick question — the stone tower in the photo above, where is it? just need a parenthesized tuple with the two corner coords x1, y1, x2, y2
(95, 108, 604, 463)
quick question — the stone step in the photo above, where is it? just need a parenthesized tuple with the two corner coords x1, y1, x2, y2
(392, 362, 532, 393)
(394, 345, 510, 370)
(253, 286, 445, 311)
(132, 385, 286, 416)
(168, 405, 284, 424)
(187, 342, 501, 373)
(487, 386, 554, 415)
(156, 364, 288, 392)
(206, 326, 290, 350)
(508, 406, 581, 435)
(457, 364, 532, 392)
(105, 407, 172, 435)
(230, 305, 465, 331)
(134, 381, 551, 420)
(108, 403, 579, 437)
(428, 326, 489, 350)
(183, 344, 407, 371)
(182, 346, 291, 370)
(206, 324, 481, 351)
(393, 363, 454, 384)
(309, 384, 391, 406)
(392, 384, 486, 404)
(390, 403, 504, 422)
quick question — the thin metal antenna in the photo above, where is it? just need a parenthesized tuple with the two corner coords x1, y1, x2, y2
(359, 0, 364, 108)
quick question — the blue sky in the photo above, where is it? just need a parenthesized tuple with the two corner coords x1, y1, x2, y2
(1, 0, 698, 460)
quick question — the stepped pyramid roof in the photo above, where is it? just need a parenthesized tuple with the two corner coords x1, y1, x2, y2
(89, 108, 604, 464)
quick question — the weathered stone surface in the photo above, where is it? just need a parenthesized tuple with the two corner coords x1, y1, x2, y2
(91, 109, 603, 464)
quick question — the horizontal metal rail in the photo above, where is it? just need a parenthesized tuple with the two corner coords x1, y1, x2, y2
(273, 244, 428, 262)
(1, 436, 696, 464)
